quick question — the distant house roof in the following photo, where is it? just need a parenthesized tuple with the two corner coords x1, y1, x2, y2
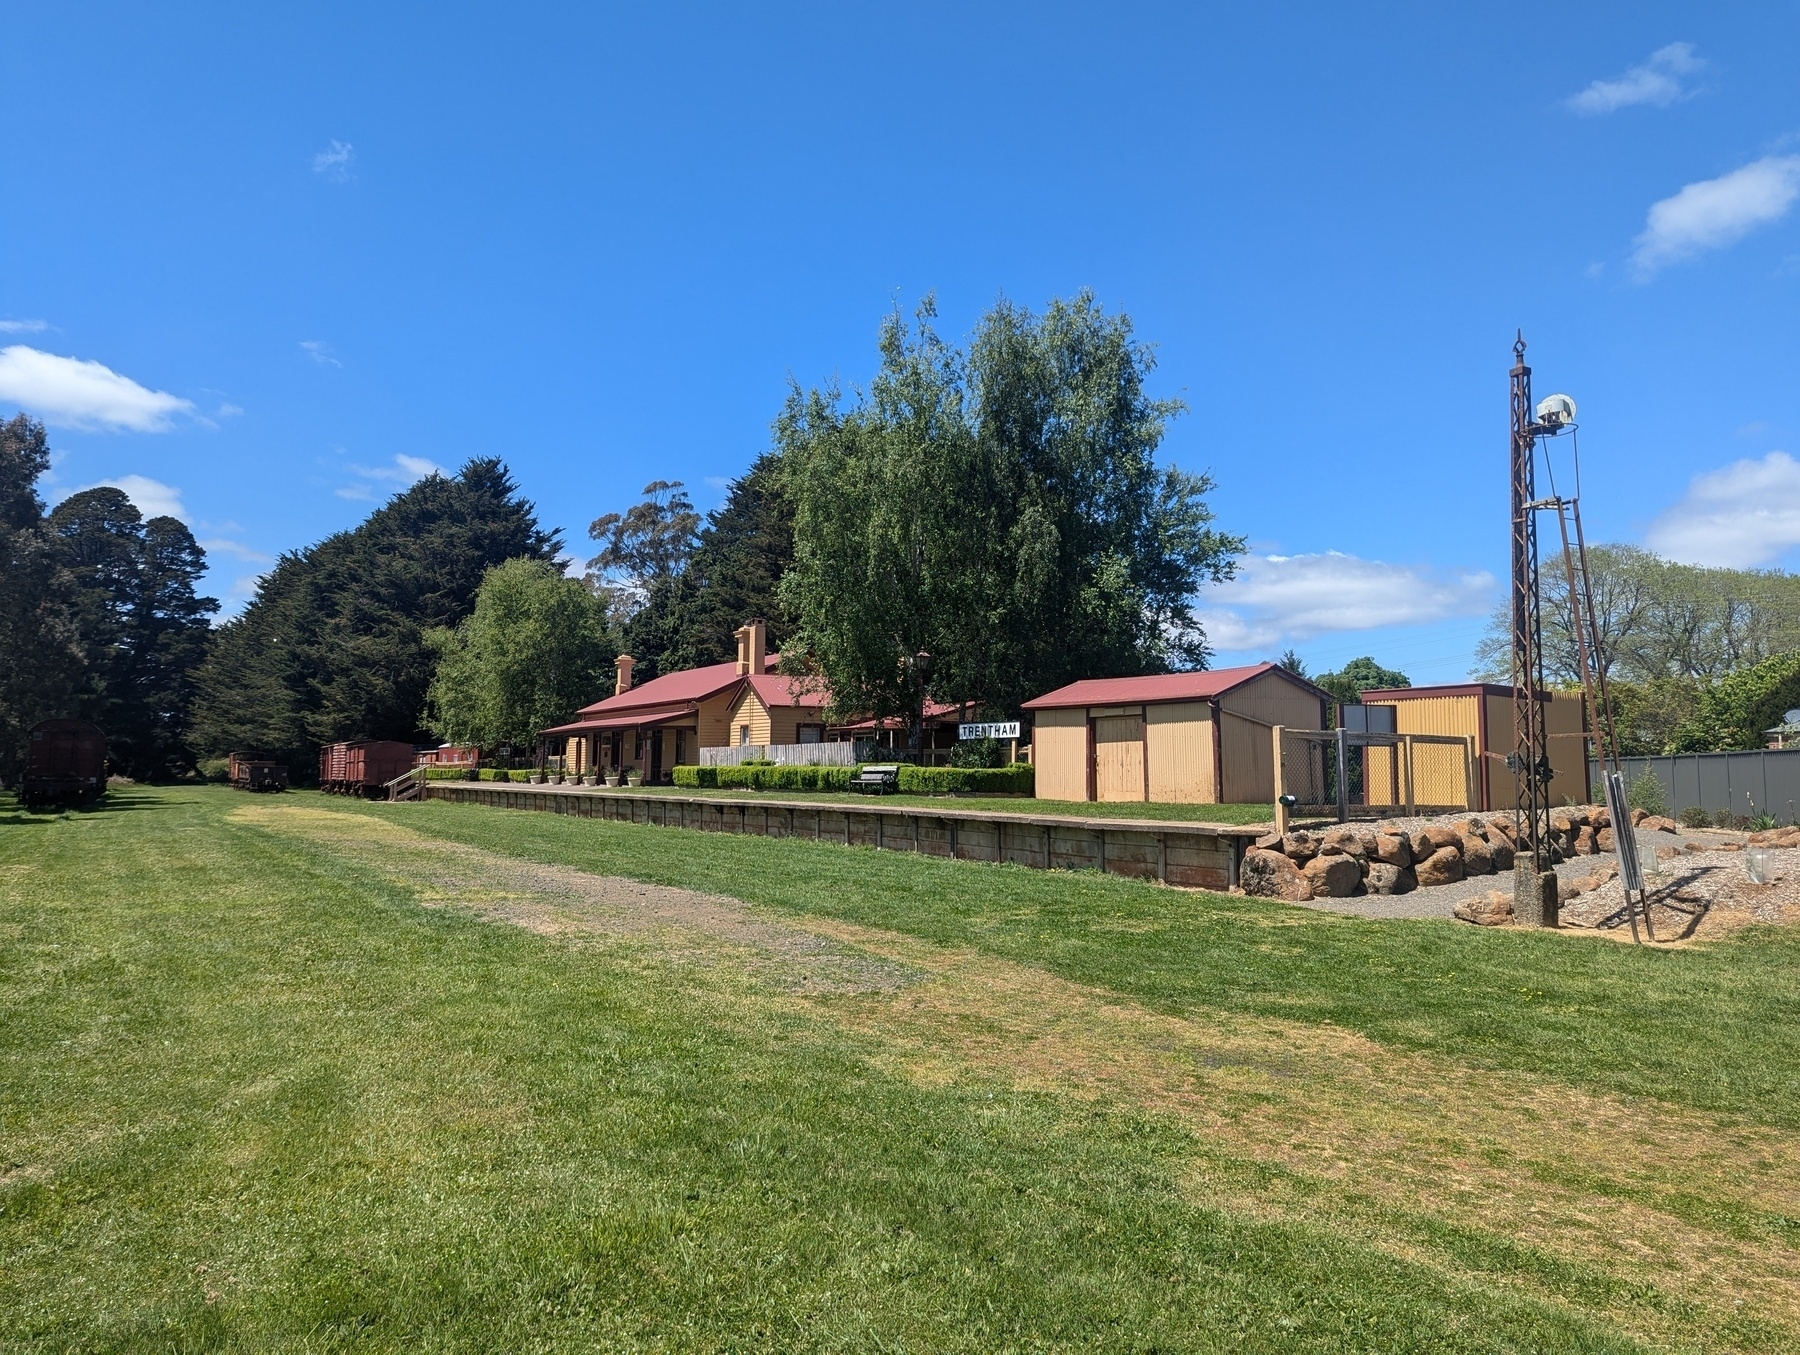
(574, 655, 781, 719)
(1360, 683, 1574, 701)
(831, 699, 962, 732)
(1021, 662, 1327, 710)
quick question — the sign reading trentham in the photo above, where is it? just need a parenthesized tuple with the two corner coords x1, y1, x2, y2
(958, 721, 1021, 741)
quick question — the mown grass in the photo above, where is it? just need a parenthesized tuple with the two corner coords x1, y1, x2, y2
(359, 789, 1800, 1132)
(2, 785, 1791, 1352)
(595, 784, 1276, 825)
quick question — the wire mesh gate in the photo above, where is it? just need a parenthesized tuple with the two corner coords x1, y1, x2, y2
(1271, 725, 1478, 834)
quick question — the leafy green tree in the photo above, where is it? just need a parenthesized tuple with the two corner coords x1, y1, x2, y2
(425, 559, 616, 749)
(779, 293, 1242, 748)
(1312, 656, 1409, 707)
(191, 458, 558, 770)
(45, 487, 217, 778)
(616, 453, 794, 683)
(1670, 650, 1800, 753)
(1472, 544, 1800, 684)
(0, 415, 83, 781)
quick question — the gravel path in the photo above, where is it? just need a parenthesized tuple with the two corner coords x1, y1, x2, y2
(1290, 852, 1615, 921)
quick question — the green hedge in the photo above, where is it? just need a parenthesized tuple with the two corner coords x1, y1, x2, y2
(670, 762, 1033, 795)
(898, 764, 1033, 795)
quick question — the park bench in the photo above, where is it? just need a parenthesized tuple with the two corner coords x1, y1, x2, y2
(850, 764, 900, 795)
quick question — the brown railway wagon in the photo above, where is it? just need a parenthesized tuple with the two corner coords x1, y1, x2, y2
(227, 752, 289, 792)
(317, 740, 415, 797)
(22, 719, 107, 809)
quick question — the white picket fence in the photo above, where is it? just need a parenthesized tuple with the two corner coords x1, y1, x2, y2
(701, 741, 858, 768)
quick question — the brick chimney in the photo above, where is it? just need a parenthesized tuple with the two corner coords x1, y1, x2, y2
(733, 620, 767, 676)
(615, 654, 635, 695)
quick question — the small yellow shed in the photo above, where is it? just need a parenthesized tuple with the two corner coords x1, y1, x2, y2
(1359, 683, 1589, 812)
(1021, 664, 1330, 804)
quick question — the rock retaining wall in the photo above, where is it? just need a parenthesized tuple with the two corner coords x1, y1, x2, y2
(1240, 805, 1683, 903)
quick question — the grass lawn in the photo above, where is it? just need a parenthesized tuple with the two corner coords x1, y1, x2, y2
(5, 786, 1798, 1352)
(574, 783, 1275, 826)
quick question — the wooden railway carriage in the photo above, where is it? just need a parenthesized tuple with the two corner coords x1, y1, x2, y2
(227, 752, 289, 792)
(22, 719, 108, 809)
(317, 740, 414, 796)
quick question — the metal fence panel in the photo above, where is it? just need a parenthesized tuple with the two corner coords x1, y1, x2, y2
(1591, 749, 1800, 817)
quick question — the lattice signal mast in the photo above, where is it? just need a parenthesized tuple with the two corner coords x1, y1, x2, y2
(1509, 334, 1559, 926)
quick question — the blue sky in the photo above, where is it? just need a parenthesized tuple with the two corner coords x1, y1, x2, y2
(4, 3, 1798, 684)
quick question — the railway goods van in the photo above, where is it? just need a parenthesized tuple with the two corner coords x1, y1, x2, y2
(227, 752, 289, 792)
(22, 719, 107, 809)
(317, 740, 414, 796)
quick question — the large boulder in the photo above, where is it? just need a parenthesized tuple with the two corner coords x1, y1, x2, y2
(1642, 815, 1679, 834)
(1423, 824, 1462, 851)
(1574, 825, 1597, 856)
(1459, 834, 1495, 876)
(1453, 890, 1513, 926)
(1486, 835, 1516, 872)
(1591, 807, 1611, 829)
(1408, 828, 1436, 862)
(1487, 814, 1519, 840)
(1303, 853, 1364, 898)
(1415, 845, 1466, 887)
(1373, 833, 1412, 867)
(1320, 827, 1366, 856)
(1242, 848, 1313, 901)
(1280, 831, 1319, 864)
(1596, 826, 1616, 852)
(1365, 862, 1416, 895)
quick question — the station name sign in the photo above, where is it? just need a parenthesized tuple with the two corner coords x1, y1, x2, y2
(958, 721, 1021, 741)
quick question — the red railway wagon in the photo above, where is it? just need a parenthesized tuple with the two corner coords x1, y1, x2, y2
(317, 740, 415, 796)
(22, 719, 107, 809)
(227, 752, 289, 792)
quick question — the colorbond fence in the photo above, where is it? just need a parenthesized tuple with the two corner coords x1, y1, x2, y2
(1592, 749, 1800, 819)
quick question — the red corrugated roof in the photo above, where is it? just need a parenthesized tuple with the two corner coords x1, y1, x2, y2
(541, 703, 698, 736)
(574, 655, 780, 718)
(741, 673, 830, 710)
(1021, 663, 1306, 709)
(832, 699, 962, 731)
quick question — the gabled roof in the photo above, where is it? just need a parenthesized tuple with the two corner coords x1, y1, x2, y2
(738, 672, 831, 711)
(575, 655, 780, 718)
(1021, 662, 1328, 710)
(831, 699, 962, 732)
(541, 703, 698, 736)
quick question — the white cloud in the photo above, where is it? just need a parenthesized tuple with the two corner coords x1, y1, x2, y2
(1568, 42, 1703, 115)
(198, 537, 274, 564)
(1632, 155, 1800, 274)
(57, 474, 189, 522)
(0, 318, 49, 334)
(300, 340, 342, 367)
(1196, 552, 1496, 652)
(337, 453, 445, 500)
(0, 345, 196, 432)
(1646, 451, 1800, 568)
(312, 139, 355, 179)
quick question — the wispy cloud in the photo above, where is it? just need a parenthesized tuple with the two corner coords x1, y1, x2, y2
(1632, 155, 1800, 275)
(300, 340, 342, 367)
(1568, 42, 1703, 115)
(312, 139, 355, 180)
(58, 473, 189, 522)
(1196, 551, 1496, 652)
(0, 346, 196, 432)
(198, 537, 274, 564)
(1646, 451, 1800, 568)
(0, 318, 49, 334)
(336, 453, 445, 501)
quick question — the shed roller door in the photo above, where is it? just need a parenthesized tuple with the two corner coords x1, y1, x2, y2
(1094, 715, 1146, 801)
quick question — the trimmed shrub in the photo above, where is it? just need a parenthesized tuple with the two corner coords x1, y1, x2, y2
(424, 766, 469, 780)
(948, 737, 1002, 769)
(711, 764, 854, 792)
(672, 765, 718, 789)
(1678, 805, 1711, 829)
(897, 764, 1034, 796)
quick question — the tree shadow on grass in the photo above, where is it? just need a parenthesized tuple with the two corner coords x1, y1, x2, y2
(0, 788, 168, 823)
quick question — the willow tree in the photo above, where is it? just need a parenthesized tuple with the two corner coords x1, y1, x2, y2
(425, 558, 616, 751)
(778, 293, 1243, 749)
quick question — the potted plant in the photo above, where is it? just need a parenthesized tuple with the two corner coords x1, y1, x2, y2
(624, 768, 642, 788)
(604, 771, 622, 788)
